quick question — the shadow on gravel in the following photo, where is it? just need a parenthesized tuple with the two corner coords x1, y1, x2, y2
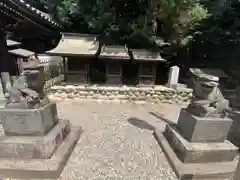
(128, 118, 154, 130)
(149, 111, 174, 125)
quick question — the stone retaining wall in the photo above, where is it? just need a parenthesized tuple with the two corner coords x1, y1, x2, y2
(48, 84, 192, 104)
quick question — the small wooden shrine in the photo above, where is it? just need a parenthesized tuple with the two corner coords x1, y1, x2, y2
(47, 33, 166, 86)
(47, 33, 99, 83)
(99, 45, 129, 84)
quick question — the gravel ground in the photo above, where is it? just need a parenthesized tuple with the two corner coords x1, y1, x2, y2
(3, 100, 239, 180)
(55, 100, 181, 180)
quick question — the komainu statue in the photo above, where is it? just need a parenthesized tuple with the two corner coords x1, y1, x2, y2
(187, 74, 231, 118)
(5, 65, 49, 109)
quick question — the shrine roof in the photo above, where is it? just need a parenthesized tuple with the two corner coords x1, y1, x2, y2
(17, 0, 59, 27)
(6, 39, 21, 47)
(0, 0, 60, 31)
(46, 33, 165, 62)
(99, 45, 130, 60)
(46, 33, 99, 56)
(9, 48, 35, 57)
(131, 49, 166, 62)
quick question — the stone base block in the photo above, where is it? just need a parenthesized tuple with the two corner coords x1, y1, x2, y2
(178, 109, 232, 143)
(0, 103, 58, 136)
(154, 129, 238, 180)
(228, 111, 240, 147)
(164, 124, 238, 163)
(0, 120, 70, 159)
(0, 125, 83, 179)
(0, 99, 6, 109)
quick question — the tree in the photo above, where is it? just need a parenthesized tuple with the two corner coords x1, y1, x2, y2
(182, 0, 240, 74)
(29, 0, 208, 55)
(26, 0, 48, 12)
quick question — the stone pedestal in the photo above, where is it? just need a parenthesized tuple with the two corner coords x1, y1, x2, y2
(154, 109, 239, 180)
(0, 102, 82, 179)
(178, 110, 233, 143)
(0, 103, 58, 136)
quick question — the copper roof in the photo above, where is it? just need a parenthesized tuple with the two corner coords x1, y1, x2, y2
(131, 49, 166, 62)
(99, 45, 129, 60)
(9, 48, 35, 57)
(6, 39, 21, 47)
(46, 33, 99, 56)
(46, 33, 165, 62)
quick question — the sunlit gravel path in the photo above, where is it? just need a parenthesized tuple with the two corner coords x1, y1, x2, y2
(56, 101, 180, 180)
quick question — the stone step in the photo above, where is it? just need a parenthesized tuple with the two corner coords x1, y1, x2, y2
(154, 129, 238, 180)
(164, 124, 238, 163)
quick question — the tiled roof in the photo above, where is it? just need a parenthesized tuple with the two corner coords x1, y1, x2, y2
(18, 0, 59, 27)
(0, 0, 59, 28)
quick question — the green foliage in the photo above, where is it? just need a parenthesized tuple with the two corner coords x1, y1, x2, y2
(29, 0, 208, 55)
(26, 0, 48, 12)
(154, 0, 208, 45)
(26, 0, 240, 78)
(182, 0, 240, 74)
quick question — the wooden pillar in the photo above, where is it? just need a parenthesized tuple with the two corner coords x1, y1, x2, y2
(86, 63, 89, 84)
(63, 56, 67, 81)
(153, 63, 157, 84)
(17, 57, 24, 75)
(0, 21, 11, 95)
(9, 55, 18, 85)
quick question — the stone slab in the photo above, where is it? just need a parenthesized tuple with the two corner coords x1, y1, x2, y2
(164, 124, 238, 163)
(0, 125, 83, 179)
(167, 66, 180, 88)
(228, 111, 240, 147)
(178, 109, 232, 143)
(0, 103, 59, 136)
(0, 120, 70, 159)
(154, 129, 238, 180)
(0, 100, 6, 109)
